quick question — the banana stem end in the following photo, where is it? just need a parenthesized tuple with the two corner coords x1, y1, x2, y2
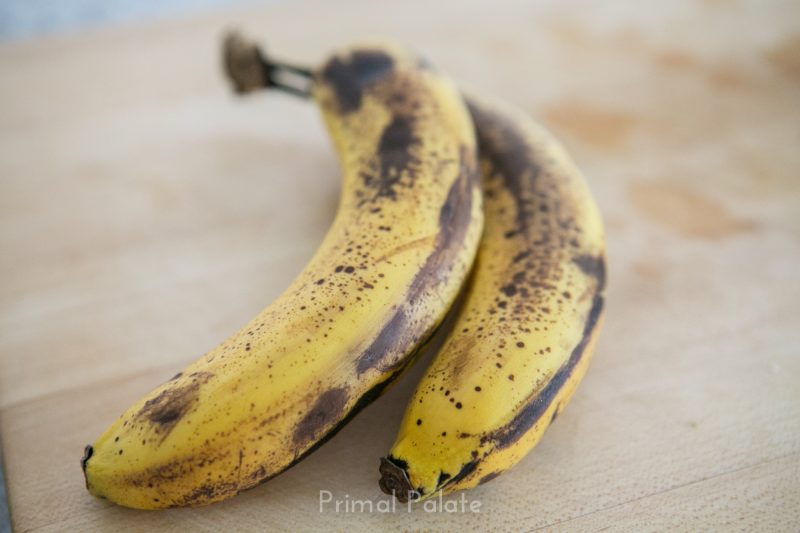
(379, 456, 418, 503)
(222, 30, 313, 98)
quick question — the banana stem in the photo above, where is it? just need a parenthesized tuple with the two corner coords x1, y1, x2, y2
(222, 30, 313, 98)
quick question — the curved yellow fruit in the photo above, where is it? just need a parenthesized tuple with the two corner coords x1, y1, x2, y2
(379, 96, 606, 501)
(81, 38, 483, 509)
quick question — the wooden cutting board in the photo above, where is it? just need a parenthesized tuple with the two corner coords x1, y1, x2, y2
(1, 0, 798, 530)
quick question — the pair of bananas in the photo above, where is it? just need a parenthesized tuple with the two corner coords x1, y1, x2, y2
(81, 32, 606, 509)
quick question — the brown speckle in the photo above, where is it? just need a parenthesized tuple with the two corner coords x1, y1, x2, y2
(573, 255, 607, 290)
(501, 284, 517, 297)
(321, 50, 395, 114)
(136, 372, 213, 444)
(293, 387, 349, 446)
(362, 115, 420, 202)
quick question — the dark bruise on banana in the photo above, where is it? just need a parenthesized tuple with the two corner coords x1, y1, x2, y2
(81, 35, 483, 509)
(380, 100, 606, 501)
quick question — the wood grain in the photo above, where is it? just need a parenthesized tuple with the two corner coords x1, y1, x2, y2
(1, 0, 799, 531)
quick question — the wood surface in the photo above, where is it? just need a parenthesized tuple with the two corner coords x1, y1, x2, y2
(1, 0, 799, 531)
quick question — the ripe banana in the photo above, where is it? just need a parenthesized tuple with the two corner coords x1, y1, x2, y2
(379, 97, 606, 501)
(81, 34, 483, 509)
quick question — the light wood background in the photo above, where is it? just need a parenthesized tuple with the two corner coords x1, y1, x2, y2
(1, 0, 799, 531)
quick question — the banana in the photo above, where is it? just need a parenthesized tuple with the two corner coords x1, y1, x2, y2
(81, 34, 483, 509)
(379, 97, 606, 501)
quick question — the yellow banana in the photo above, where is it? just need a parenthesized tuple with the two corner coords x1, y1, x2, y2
(379, 96, 606, 501)
(81, 34, 483, 509)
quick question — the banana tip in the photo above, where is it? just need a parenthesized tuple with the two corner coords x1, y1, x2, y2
(81, 444, 93, 488)
(378, 456, 417, 503)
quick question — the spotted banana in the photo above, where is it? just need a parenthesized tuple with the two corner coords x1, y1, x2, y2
(379, 97, 606, 501)
(81, 33, 483, 509)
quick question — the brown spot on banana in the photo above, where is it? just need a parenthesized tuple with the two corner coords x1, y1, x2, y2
(293, 387, 350, 447)
(320, 50, 395, 114)
(444, 460, 478, 488)
(361, 115, 421, 202)
(135, 372, 214, 444)
(572, 254, 607, 290)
